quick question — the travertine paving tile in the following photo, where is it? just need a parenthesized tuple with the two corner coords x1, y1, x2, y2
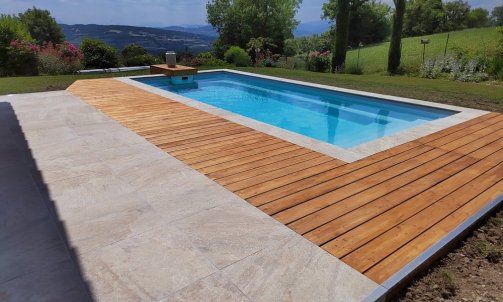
(222, 234, 378, 302)
(174, 202, 292, 269)
(80, 225, 217, 301)
(162, 272, 250, 302)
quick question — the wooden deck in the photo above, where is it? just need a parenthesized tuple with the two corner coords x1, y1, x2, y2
(68, 78, 503, 284)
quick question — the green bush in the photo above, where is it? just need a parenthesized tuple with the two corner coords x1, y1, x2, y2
(224, 46, 251, 67)
(487, 56, 503, 80)
(0, 14, 34, 75)
(120, 43, 159, 66)
(80, 38, 118, 69)
(195, 52, 227, 66)
(306, 51, 331, 72)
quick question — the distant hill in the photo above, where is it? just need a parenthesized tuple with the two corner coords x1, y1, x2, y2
(60, 24, 216, 54)
(294, 20, 331, 37)
(162, 25, 218, 37)
(163, 21, 331, 39)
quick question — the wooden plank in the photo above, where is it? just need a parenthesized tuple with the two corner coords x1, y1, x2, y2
(293, 137, 503, 237)
(184, 138, 281, 165)
(322, 149, 503, 259)
(208, 148, 314, 180)
(261, 145, 434, 216)
(229, 157, 341, 197)
(191, 141, 293, 169)
(341, 163, 503, 273)
(216, 152, 323, 186)
(365, 179, 503, 283)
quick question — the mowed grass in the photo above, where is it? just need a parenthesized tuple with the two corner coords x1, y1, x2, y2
(345, 27, 500, 74)
(236, 67, 503, 112)
(0, 70, 150, 95)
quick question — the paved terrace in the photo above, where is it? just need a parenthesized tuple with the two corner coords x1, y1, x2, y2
(1, 77, 501, 301)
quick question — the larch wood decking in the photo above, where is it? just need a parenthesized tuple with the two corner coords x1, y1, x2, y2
(68, 78, 503, 284)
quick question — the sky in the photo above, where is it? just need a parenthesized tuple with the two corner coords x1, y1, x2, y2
(1, 0, 502, 27)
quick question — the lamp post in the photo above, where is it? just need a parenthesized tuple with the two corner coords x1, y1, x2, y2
(421, 39, 430, 64)
(357, 42, 364, 70)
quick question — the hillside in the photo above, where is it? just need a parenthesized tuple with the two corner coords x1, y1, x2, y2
(344, 27, 500, 74)
(162, 21, 331, 39)
(293, 20, 331, 37)
(162, 25, 218, 37)
(60, 24, 216, 54)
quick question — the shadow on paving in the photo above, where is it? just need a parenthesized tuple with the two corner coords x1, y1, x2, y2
(0, 102, 94, 301)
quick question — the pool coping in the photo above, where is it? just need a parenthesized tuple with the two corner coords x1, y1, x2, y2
(117, 69, 488, 162)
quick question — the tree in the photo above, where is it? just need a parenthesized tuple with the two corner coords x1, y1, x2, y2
(388, 0, 406, 74)
(492, 5, 503, 26)
(207, 0, 302, 55)
(18, 7, 64, 46)
(80, 38, 118, 69)
(332, 0, 350, 72)
(466, 8, 489, 28)
(443, 0, 470, 31)
(323, 0, 391, 47)
(403, 0, 445, 36)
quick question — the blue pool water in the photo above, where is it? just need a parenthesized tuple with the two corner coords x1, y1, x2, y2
(135, 72, 455, 148)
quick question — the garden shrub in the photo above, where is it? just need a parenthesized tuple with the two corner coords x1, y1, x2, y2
(224, 46, 251, 67)
(121, 43, 159, 66)
(0, 14, 35, 75)
(306, 51, 331, 72)
(182, 52, 227, 67)
(80, 38, 119, 69)
(38, 41, 83, 75)
(419, 55, 489, 82)
(6, 39, 39, 75)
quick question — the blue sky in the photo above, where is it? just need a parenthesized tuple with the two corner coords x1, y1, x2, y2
(2, 0, 502, 27)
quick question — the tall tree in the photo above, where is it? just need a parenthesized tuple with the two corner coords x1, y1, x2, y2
(207, 0, 302, 55)
(18, 7, 64, 45)
(323, 0, 391, 47)
(443, 0, 470, 31)
(466, 8, 489, 28)
(492, 5, 503, 26)
(387, 0, 406, 74)
(332, 0, 350, 72)
(403, 0, 445, 36)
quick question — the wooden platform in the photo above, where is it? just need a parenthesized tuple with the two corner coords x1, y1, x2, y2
(150, 64, 197, 76)
(68, 78, 503, 285)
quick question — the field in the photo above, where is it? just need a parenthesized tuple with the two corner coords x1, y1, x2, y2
(344, 27, 500, 74)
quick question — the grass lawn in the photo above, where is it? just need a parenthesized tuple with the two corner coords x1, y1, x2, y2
(0, 70, 150, 95)
(1, 66, 501, 112)
(344, 27, 500, 74)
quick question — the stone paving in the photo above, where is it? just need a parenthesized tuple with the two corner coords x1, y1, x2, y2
(0, 91, 379, 301)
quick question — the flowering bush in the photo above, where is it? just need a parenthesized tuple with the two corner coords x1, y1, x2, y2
(306, 51, 331, 72)
(419, 55, 489, 82)
(253, 50, 281, 68)
(7, 39, 39, 75)
(38, 42, 83, 75)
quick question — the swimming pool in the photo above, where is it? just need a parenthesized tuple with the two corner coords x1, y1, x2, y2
(135, 71, 455, 148)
